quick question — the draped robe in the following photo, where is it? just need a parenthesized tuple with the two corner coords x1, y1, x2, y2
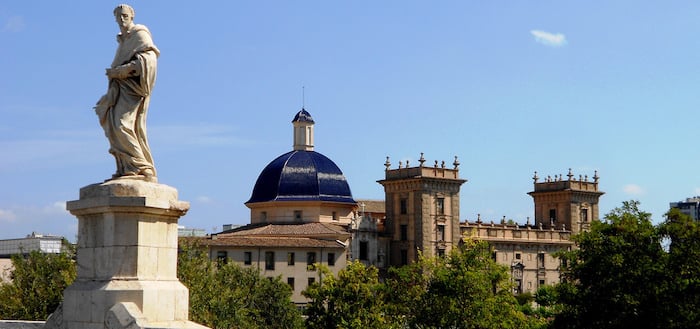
(95, 24, 160, 179)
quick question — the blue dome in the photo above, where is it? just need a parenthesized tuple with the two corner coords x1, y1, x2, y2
(246, 150, 355, 204)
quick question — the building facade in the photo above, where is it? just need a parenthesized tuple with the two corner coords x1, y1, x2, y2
(378, 155, 466, 266)
(195, 108, 360, 305)
(670, 197, 700, 221)
(461, 169, 604, 294)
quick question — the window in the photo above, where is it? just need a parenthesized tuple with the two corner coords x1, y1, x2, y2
(216, 251, 227, 263)
(515, 253, 521, 260)
(549, 209, 557, 222)
(328, 253, 335, 266)
(260, 211, 267, 222)
(539, 279, 545, 286)
(400, 249, 408, 266)
(580, 208, 588, 222)
(437, 249, 445, 258)
(287, 252, 295, 266)
(400, 198, 407, 215)
(437, 225, 445, 241)
(332, 211, 338, 221)
(287, 277, 295, 290)
(436, 198, 444, 215)
(400, 224, 408, 241)
(307, 277, 315, 287)
(359, 241, 368, 261)
(265, 251, 275, 270)
(537, 253, 545, 268)
(244, 251, 252, 265)
(294, 210, 303, 222)
(307, 252, 316, 268)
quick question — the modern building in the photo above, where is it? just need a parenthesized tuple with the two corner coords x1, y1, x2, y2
(0, 232, 67, 282)
(670, 197, 700, 221)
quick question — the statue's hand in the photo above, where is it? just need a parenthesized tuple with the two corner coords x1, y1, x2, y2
(106, 63, 135, 79)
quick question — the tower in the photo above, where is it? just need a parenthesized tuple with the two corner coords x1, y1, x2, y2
(528, 169, 604, 234)
(378, 154, 466, 266)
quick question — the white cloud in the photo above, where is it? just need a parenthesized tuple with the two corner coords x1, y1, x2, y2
(0, 209, 17, 222)
(694, 187, 700, 196)
(3, 16, 25, 33)
(623, 184, 645, 196)
(530, 30, 567, 47)
(196, 196, 213, 204)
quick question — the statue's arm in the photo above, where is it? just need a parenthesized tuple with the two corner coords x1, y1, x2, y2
(106, 60, 142, 79)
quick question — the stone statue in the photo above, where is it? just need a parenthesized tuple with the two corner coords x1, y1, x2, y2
(95, 4, 159, 182)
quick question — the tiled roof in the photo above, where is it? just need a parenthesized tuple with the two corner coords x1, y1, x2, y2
(217, 222, 350, 238)
(246, 150, 355, 204)
(356, 199, 385, 214)
(192, 236, 345, 249)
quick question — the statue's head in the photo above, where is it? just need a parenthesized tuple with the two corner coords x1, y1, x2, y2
(113, 4, 135, 29)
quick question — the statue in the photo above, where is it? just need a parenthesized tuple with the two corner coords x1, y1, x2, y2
(95, 4, 160, 182)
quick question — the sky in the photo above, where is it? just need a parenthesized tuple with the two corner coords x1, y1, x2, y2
(1, 1, 699, 242)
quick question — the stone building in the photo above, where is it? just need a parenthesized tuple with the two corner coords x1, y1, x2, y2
(461, 169, 604, 294)
(378, 155, 466, 266)
(195, 108, 360, 305)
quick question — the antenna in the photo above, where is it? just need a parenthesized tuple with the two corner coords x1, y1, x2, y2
(302, 86, 305, 109)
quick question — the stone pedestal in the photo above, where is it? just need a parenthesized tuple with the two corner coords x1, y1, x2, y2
(45, 180, 209, 329)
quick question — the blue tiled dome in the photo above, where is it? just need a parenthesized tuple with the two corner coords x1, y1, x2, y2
(246, 150, 355, 204)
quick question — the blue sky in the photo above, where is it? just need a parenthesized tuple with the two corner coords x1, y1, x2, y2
(1, 1, 699, 241)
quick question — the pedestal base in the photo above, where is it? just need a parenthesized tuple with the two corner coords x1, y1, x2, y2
(45, 180, 209, 329)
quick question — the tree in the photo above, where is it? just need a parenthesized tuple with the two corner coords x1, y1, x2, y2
(384, 240, 544, 329)
(0, 242, 76, 320)
(554, 200, 667, 329)
(303, 261, 393, 329)
(657, 208, 700, 328)
(177, 240, 303, 329)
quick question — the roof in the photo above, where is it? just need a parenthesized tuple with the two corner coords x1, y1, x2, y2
(292, 108, 315, 123)
(195, 236, 345, 249)
(355, 199, 385, 214)
(217, 222, 350, 238)
(246, 150, 355, 204)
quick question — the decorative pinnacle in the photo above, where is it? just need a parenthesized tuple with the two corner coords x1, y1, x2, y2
(453, 156, 460, 169)
(419, 152, 426, 167)
(593, 170, 600, 183)
(384, 156, 391, 171)
(533, 171, 539, 183)
(567, 168, 573, 181)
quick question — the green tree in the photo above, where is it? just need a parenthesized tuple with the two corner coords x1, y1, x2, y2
(303, 261, 393, 329)
(554, 200, 666, 329)
(177, 240, 303, 329)
(420, 240, 538, 328)
(0, 242, 76, 320)
(657, 208, 700, 328)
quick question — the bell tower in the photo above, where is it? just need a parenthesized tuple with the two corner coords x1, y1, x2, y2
(528, 169, 604, 234)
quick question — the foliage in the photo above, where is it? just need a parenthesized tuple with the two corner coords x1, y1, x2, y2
(657, 208, 700, 328)
(303, 261, 394, 329)
(553, 200, 700, 329)
(382, 240, 546, 329)
(177, 239, 303, 329)
(0, 242, 76, 320)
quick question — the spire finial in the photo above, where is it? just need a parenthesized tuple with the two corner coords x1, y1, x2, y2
(453, 156, 460, 169)
(385, 156, 391, 171)
(567, 168, 573, 180)
(302, 86, 305, 109)
(593, 170, 600, 183)
(533, 171, 539, 183)
(419, 152, 426, 167)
